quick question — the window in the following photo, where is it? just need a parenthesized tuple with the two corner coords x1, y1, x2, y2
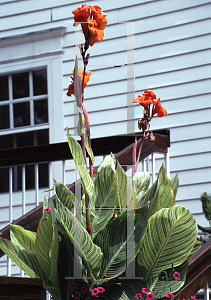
(0, 68, 48, 129)
(0, 68, 49, 193)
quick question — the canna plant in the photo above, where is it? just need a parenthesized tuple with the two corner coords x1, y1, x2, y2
(0, 3, 201, 300)
(0, 156, 201, 299)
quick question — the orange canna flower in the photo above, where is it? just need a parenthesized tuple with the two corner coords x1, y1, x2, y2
(66, 68, 92, 97)
(152, 98, 168, 117)
(142, 90, 156, 100)
(133, 95, 154, 109)
(72, 4, 107, 46)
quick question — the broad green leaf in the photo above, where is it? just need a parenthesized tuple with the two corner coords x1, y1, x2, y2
(151, 239, 201, 297)
(136, 206, 198, 282)
(97, 154, 116, 173)
(41, 199, 61, 293)
(54, 180, 74, 212)
(90, 165, 118, 238)
(94, 203, 148, 282)
(67, 128, 94, 197)
(56, 197, 103, 279)
(133, 171, 150, 200)
(116, 161, 134, 213)
(138, 178, 160, 218)
(170, 173, 179, 199)
(0, 237, 49, 284)
(10, 224, 36, 254)
(43, 195, 49, 210)
(103, 280, 145, 300)
(158, 164, 175, 209)
(57, 231, 75, 300)
(77, 108, 85, 136)
(84, 130, 95, 164)
(35, 213, 53, 279)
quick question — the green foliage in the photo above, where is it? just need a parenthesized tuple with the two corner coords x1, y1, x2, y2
(0, 144, 200, 300)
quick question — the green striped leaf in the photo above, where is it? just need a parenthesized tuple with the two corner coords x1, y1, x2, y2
(133, 171, 150, 203)
(151, 239, 202, 297)
(158, 164, 175, 209)
(138, 164, 175, 218)
(103, 280, 145, 300)
(170, 173, 179, 199)
(84, 130, 95, 164)
(49, 199, 59, 288)
(138, 178, 160, 218)
(90, 165, 118, 238)
(0, 238, 49, 283)
(10, 224, 36, 254)
(116, 161, 134, 213)
(57, 231, 75, 300)
(35, 212, 53, 279)
(67, 128, 94, 198)
(97, 154, 116, 173)
(77, 108, 85, 136)
(54, 180, 74, 212)
(94, 203, 148, 282)
(136, 206, 198, 282)
(56, 196, 103, 279)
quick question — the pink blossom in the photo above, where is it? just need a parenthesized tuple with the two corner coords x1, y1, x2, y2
(191, 297, 197, 300)
(97, 287, 105, 293)
(142, 288, 150, 294)
(135, 293, 142, 299)
(73, 291, 81, 299)
(81, 287, 88, 293)
(44, 208, 51, 213)
(173, 271, 180, 281)
(91, 288, 99, 296)
(146, 293, 154, 300)
(166, 293, 174, 298)
(70, 282, 77, 289)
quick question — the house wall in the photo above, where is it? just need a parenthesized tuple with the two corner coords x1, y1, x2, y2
(0, 0, 210, 275)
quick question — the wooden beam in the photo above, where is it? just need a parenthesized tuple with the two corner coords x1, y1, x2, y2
(0, 276, 43, 299)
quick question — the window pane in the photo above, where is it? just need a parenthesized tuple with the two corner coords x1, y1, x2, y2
(33, 69, 47, 96)
(13, 166, 22, 192)
(37, 129, 49, 145)
(0, 75, 9, 101)
(16, 131, 34, 148)
(39, 163, 49, 188)
(34, 99, 48, 124)
(12, 72, 29, 99)
(0, 167, 9, 193)
(14, 102, 30, 127)
(0, 105, 9, 129)
(0, 134, 13, 150)
(26, 164, 35, 190)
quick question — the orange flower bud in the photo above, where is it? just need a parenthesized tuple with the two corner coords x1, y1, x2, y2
(66, 68, 92, 97)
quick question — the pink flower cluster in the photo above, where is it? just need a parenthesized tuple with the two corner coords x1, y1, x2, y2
(135, 288, 154, 300)
(70, 283, 89, 299)
(91, 287, 105, 296)
(173, 271, 180, 281)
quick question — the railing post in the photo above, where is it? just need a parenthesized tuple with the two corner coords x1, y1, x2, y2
(164, 150, 170, 178)
(35, 163, 39, 206)
(204, 282, 209, 300)
(8, 166, 13, 276)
